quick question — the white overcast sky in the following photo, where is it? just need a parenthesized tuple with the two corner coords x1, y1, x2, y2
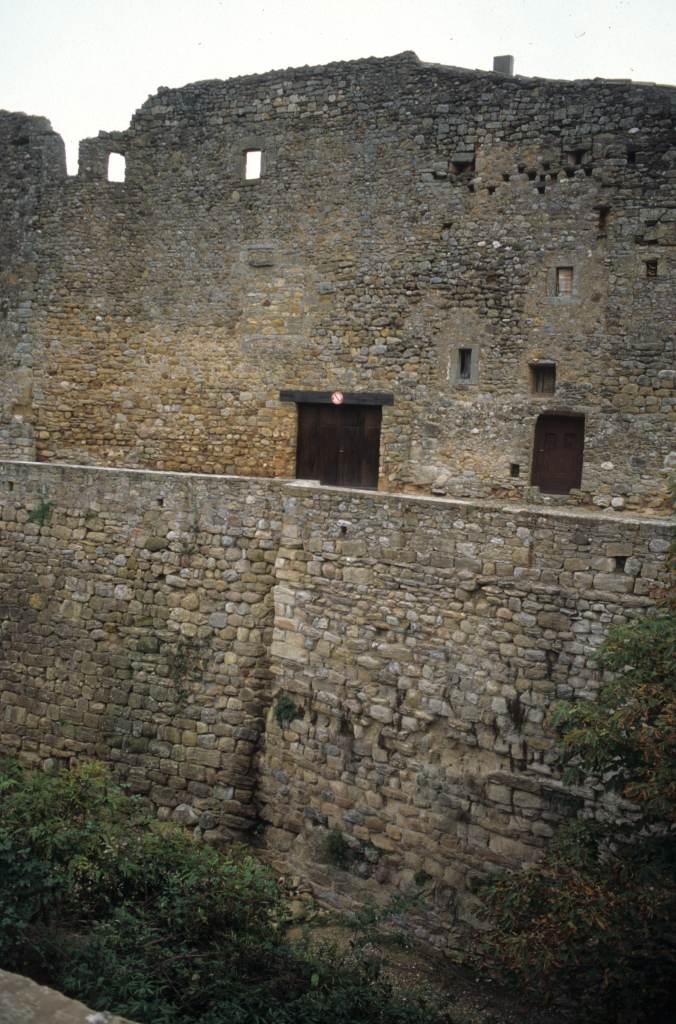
(1, 0, 674, 173)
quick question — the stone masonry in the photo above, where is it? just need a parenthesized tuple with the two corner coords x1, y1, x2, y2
(0, 53, 674, 510)
(0, 460, 671, 947)
(0, 460, 284, 834)
(0, 51, 674, 947)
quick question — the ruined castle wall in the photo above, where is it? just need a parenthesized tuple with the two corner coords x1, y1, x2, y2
(0, 460, 285, 832)
(258, 483, 672, 944)
(0, 459, 672, 942)
(0, 113, 65, 460)
(0, 55, 673, 511)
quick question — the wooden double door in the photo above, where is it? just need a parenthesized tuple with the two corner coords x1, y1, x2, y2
(296, 402, 382, 489)
(531, 414, 585, 494)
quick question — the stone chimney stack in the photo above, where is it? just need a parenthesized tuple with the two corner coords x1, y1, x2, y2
(493, 55, 515, 76)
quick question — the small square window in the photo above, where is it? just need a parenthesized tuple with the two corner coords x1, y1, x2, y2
(510, 463, 520, 478)
(458, 348, 472, 380)
(645, 260, 658, 278)
(555, 267, 573, 296)
(531, 364, 556, 394)
(244, 149, 262, 180)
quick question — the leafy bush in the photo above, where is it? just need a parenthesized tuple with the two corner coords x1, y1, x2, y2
(325, 829, 354, 869)
(0, 760, 447, 1024)
(27, 499, 54, 526)
(481, 612, 676, 1023)
(554, 614, 676, 822)
(273, 692, 300, 728)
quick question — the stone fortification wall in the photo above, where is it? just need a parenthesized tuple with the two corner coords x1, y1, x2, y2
(0, 461, 672, 945)
(259, 483, 672, 944)
(0, 460, 284, 833)
(0, 54, 674, 510)
(0, 112, 64, 461)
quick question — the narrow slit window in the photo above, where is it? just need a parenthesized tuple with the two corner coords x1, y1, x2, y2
(531, 364, 556, 394)
(510, 463, 520, 478)
(107, 153, 126, 182)
(555, 266, 574, 296)
(627, 148, 636, 165)
(458, 348, 472, 380)
(645, 259, 658, 278)
(244, 149, 262, 180)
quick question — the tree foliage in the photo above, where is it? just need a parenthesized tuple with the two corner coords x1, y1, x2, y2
(0, 760, 447, 1024)
(482, 611, 676, 1023)
(553, 614, 676, 823)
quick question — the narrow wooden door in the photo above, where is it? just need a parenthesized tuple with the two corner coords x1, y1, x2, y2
(531, 414, 585, 494)
(296, 403, 382, 489)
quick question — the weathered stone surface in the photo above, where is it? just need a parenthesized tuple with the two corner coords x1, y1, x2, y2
(0, 462, 284, 838)
(0, 45, 673, 945)
(0, 968, 137, 1024)
(257, 481, 672, 946)
(2, 460, 670, 950)
(0, 55, 673, 512)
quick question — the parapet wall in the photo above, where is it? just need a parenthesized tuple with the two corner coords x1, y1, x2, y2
(0, 460, 671, 945)
(0, 460, 284, 832)
(257, 484, 672, 942)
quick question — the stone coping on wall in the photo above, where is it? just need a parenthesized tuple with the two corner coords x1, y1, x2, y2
(281, 478, 675, 530)
(1, 460, 673, 531)
(0, 458, 293, 488)
(138, 50, 674, 99)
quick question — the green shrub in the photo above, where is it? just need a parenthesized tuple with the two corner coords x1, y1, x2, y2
(481, 612, 676, 1022)
(0, 760, 446, 1024)
(273, 692, 300, 728)
(27, 500, 54, 526)
(325, 829, 354, 870)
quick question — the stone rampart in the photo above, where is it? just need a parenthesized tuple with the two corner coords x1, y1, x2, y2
(258, 483, 672, 943)
(0, 461, 672, 944)
(0, 460, 284, 833)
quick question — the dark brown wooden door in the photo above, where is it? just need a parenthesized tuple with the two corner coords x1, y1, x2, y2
(296, 403, 382, 488)
(531, 414, 585, 494)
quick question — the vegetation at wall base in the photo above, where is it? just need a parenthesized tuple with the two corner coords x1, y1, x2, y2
(480, 610, 676, 1023)
(0, 759, 449, 1024)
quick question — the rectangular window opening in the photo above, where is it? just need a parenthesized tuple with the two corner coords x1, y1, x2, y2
(555, 267, 574, 296)
(597, 206, 610, 232)
(645, 259, 658, 278)
(451, 159, 475, 176)
(244, 149, 262, 180)
(627, 148, 636, 165)
(458, 348, 472, 380)
(531, 364, 556, 394)
(107, 152, 126, 182)
(567, 148, 586, 166)
(510, 463, 520, 478)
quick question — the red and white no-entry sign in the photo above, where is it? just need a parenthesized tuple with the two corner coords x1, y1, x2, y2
(331, 391, 344, 405)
